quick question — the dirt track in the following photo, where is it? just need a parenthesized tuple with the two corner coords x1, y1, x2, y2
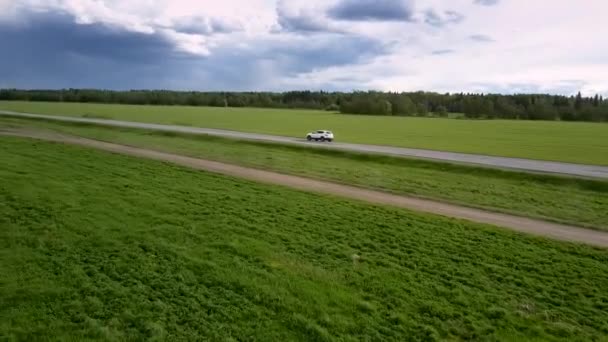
(3, 128, 608, 248)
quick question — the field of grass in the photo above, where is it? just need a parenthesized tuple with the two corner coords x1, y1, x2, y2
(3, 117, 607, 230)
(2, 136, 608, 341)
(1, 100, 608, 165)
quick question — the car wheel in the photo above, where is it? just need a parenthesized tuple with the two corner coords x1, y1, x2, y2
(327, 139, 332, 142)
(320, 137, 325, 142)
(306, 136, 312, 141)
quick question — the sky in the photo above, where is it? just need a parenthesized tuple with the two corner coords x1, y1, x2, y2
(0, 0, 607, 95)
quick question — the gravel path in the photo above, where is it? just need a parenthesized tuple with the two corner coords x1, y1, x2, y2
(3, 128, 608, 248)
(2, 110, 607, 179)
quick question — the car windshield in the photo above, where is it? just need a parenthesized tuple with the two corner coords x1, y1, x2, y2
(316, 130, 324, 133)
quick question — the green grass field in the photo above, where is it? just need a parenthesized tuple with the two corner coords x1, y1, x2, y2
(2, 136, 608, 341)
(3, 117, 607, 230)
(1, 100, 608, 165)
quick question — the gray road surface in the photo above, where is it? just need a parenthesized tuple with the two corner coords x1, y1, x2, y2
(2, 110, 607, 179)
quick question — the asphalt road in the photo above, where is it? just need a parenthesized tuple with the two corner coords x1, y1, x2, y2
(2, 110, 608, 179)
(4, 128, 608, 248)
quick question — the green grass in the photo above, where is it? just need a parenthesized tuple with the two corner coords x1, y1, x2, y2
(1, 100, 608, 165)
(2, 136, 608, 341)
(3, 117, 607, 230)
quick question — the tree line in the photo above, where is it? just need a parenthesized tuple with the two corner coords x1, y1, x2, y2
(1, 88, 606, 122)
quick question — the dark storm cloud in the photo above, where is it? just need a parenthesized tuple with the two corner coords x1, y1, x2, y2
(474, 0, 500, 6)
(328, 0, 415, 22)
(0, 10, 391, 90)
(424, 10, 464, 27)
(202, 34, 391, 88)
(154, 33, 391, 91)
(0, 12, 183, 89)
(269, 35, 389, 74)
(275, 3, 340, 33)
(469, 34, 495, 42)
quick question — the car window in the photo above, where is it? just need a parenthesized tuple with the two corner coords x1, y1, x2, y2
(317, 130, 324, 133)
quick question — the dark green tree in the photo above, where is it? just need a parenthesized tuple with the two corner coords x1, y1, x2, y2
(435, 105, 448, 117)
(574, 91, 584, 110)
(391, 95, 416, 116)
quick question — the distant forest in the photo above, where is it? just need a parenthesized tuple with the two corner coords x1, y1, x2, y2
(1, 89, 607, 122)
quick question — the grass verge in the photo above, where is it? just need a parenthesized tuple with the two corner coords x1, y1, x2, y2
(2, 116, 607, 231)
(2, 136, 608, 341)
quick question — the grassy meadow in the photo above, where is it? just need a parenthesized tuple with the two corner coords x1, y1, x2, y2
(2, 136, 608, 341)
(2, 117, 607, 230)
(1, 100, 608, 165)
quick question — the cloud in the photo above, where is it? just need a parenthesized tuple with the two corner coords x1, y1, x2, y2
(469, 34, 494, 42)
(471, 80, 587, 95)
(0, 0, 607, 96)
(431, 49, 455, 55)
(0, 11, 183, 89)
(37, 0, 157, 34)
(165, 34, 391, 90)
(474, 0, 500, 6)
(424, 9, 465, 27)
(275, 36, 390, 74)
(0, 0, 245, 56)
(328, 0, 415, 22)
(274, 0, 342, 33)
(0, 8, 391, 91)
(171, 16, 242, 35)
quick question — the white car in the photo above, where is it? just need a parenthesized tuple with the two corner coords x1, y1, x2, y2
(306, 130, 334, 142)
